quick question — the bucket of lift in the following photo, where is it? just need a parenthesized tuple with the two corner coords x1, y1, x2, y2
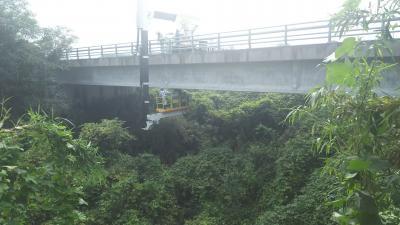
(155, 92, 189, 113)
(143, 91, 190, 130)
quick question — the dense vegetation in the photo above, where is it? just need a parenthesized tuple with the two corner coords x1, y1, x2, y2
(2, 92, 330, 225)
(1, 0, 400, 224)
(0, 0, 74, 118)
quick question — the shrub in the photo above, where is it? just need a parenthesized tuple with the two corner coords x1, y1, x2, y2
(169, 147, 257, 225)
(256, 170, 337, 225)
(84, 152, 179, 225)
(260, 134, 321, 207)
(0, 110, 102, 224)
(80, 119, 134, 155)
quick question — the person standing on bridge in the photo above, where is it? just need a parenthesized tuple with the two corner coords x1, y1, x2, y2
(174, 30, 181, 52)
(157, 32, 166, 54)
(159, 88, 169, 108)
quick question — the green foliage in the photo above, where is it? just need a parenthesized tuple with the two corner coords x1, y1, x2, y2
(0, 0, 38, 40)
(289, 1, 400, 224)
(88, 154, 178, 225)
(80, 119, 134, 156)
(0, 89, 333, 225)
(184, 212, 219, 225)
(261, 134, 321, 206)
(0, 0, 369, 224)
(187, 91, 303, 149)
(0, 0, 74, 117)
(0, 107, 102, 224)
(0, 90, 333, 225)
(256, 171, 337, 225)
(333, 0, 400, 39)
(169, 147, 258, 225)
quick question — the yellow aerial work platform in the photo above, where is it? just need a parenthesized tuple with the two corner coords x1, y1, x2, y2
(155, 94, 189, 113)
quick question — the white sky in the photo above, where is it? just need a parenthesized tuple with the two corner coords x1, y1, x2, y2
(27, 0, 345, 47)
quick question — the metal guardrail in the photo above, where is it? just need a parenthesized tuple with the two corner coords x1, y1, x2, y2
(62, 19, 400, 60)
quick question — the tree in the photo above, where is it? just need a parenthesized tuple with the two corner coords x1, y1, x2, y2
(288, 0, 400, 224)
(0, 0, 74, 116)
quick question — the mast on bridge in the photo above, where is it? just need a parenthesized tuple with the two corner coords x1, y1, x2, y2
(137, 0, 178, 129)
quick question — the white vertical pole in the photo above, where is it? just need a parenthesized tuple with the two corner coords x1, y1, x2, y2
(136, 0, 149, 31)
(137, 0, 144, 29)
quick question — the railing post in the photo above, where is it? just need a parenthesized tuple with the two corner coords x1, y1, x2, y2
(191, 35, 194, 51)
(381, 16, 386, 38)
(248, 29, 252, 49)
(148, 41, 152, 55)
(217, 33, 221, 50)
(88, 47, 91, 59)
(284, 25, 288, 45)
(76, 48, 79, 60)
(328, 20, 332, 42)
(115, 44, 118, 56)
(100, 45, 104, 57)
(65, 50, 69, 60)
(177, 38, 181, 53)
(131, 42, 134, 55)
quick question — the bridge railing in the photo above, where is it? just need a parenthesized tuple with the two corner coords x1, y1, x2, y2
(64, 42, 138, 60)
(63, 19, 400, 60)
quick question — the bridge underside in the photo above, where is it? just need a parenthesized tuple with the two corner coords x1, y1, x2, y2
(59, 60, 328, 93)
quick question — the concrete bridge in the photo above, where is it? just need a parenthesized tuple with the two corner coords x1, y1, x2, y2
(58, 19, 400, 94)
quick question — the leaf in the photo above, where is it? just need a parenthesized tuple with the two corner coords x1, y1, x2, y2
(66, 143, 75, 150)
(0, 183, 9, 194)
(332, 212, 350, 224)
(347, 159, 370, 171)
(2, 166, 17, 171)
(67, 154, 77, 163)
(79, 198, 88, 206)
(335, 37, 357, 58)
(328, 198, 346, 207)
(0, 170, 6, 176)
(324, 52, 337, 63)
(15, 168, 26, 175)
(345, 172, 358, 180)
(326, 62, 355, 87)
(24, 175, 38, 184)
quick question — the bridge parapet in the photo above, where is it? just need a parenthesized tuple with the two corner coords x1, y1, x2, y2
(67, 43, 342, 67)
(63, 18, 400, 61)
